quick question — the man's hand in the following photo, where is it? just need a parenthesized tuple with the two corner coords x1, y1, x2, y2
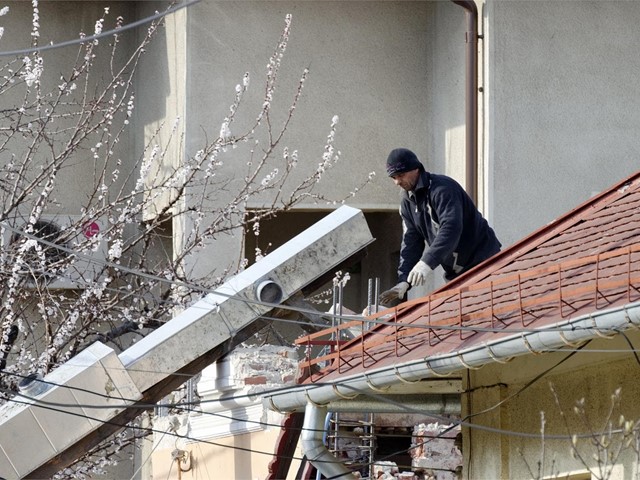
(407, 260, 430, 286)
(379, 281, 410, 306)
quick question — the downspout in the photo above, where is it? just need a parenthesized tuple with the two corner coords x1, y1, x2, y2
(301, 403, 357, 480)
(452, 0, 479, 205)
(302, 395, 460, 479)
(316, 412, 334, 480)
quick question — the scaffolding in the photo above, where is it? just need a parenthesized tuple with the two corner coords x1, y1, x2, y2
(327, 412, 376, 479)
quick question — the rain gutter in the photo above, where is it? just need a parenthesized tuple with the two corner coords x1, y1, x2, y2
(264, 302, 640, 413)
(451, 0, 479, 204)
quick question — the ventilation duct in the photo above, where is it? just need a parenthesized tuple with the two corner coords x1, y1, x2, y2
(0, 206, 374, 479)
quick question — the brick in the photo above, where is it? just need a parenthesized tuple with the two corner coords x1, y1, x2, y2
(244, 376, 267, 385)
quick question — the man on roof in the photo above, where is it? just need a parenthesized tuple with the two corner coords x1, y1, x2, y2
(379, 147, 502, 306)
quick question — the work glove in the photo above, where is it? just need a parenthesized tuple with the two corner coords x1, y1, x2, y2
(379, 281, 410, 306)
(407, 260, 430, 287)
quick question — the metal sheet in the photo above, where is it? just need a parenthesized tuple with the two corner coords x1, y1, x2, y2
(120, 205, 373, 392)
(0, 343, 140, 479)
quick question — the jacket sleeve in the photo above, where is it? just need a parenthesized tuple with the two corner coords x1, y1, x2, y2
(398, 201, 425, 283)
(421, 184, 464, 270)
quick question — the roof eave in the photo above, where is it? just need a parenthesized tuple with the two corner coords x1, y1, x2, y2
(264, 301, 640, 412)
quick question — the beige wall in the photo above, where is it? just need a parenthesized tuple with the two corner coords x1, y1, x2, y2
(151, 427, 303, 480)
(465, 330, 640, 479)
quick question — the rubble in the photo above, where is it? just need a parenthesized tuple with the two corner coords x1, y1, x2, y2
(411, 422, 462, 479)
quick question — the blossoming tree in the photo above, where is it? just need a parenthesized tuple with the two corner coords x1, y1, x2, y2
(0, 3, 373, 477)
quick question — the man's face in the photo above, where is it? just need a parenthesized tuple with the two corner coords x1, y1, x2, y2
(391, 168, 420, 191)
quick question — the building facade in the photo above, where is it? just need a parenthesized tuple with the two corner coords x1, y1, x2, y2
(2, 0, 640, 478)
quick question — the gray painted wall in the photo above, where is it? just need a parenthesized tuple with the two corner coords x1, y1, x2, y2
(177, 1, 455, 281)
(183, 1, 434, 208)
(488, 0, 640, 248)
(0, 1, 138, 216)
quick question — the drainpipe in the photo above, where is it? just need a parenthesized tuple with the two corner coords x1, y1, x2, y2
(301, 402, 357, 480)
(452, 0, 479, 205)
(326, 394, 460, 414)
(302, 395, 460, 479)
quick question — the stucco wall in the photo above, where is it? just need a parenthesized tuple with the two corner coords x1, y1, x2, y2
(177, 1, 457, 278)
(487, 0, 640, 248)
(0, 1, 138, 215)
(184, 1, 434, 206)
(466, 331, 640, 479)
(151, 427, 298, 480)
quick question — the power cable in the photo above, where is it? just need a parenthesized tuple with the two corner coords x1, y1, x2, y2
(4, 223, 639, 336)
(4, 392, 306, 463)
(4, 357, 639, 479)
(129, 424, 170, 480)
(0, 0, 202, 58)
(3, 319, 639, 413)
(4, 227, 640, 470)
(3, 360, 634, 443)
(5, 222, 640, 338)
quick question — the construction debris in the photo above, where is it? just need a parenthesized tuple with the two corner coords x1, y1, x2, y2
(411, 422, 462, 479)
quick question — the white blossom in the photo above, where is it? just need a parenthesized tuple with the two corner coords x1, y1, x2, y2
(94, 19, 104, 36)
(220, 119, 231, 140)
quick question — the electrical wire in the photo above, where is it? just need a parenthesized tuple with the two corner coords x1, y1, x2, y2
(4, 224, 640, 337)
(4, 342, 640, 480)
(129, 425, 170, 480)
(4, 222, 640, 339)
(3, 362, 637, 443)
(3, 393, 306, 463)
(0, 1, 630, 473)
(6, 374, 636, 480)
(0, 389, 553, 462)
(3, 319, 640, 413)
(0, 377, 324, 436)
(0, 0, 202, 58)
(3, 222, 640, 472)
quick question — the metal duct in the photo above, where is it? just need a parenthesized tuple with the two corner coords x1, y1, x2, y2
(255, 279, 284, 304)
(0, 342, 142, 479)
(0, 205, 374, 479)
(118, 205, 373, 393)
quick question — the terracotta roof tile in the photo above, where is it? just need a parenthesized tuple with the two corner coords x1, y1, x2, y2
(297, 171, 640, 384)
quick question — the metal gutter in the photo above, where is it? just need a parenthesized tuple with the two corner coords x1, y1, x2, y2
(264, 302, 640, 412)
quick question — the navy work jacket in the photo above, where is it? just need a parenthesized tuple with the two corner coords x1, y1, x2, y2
(398, 170, 501, 283)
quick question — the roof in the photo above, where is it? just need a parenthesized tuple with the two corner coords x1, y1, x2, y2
(295, 170, 640, 385)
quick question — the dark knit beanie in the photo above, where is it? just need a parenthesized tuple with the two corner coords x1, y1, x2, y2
(386, 148, 423, 177)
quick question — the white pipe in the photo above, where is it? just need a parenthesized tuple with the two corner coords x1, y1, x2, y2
(265, 302, 640, 412)
(326, 394, 460, 414)
(301, 402, 357, 480)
